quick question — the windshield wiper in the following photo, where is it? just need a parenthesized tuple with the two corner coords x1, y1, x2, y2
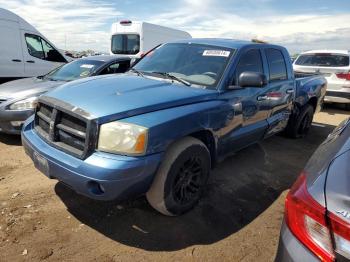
(129, 68, 145, 77)
(151, 71, 191, 86)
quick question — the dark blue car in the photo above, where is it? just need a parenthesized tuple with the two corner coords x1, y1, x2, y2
(22, 39, 326, 216)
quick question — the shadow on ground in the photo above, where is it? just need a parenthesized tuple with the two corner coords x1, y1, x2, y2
(55, 122, 335, 252)
(0, 133, 21, 146)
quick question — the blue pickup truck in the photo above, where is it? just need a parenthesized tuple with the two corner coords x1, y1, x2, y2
(22, 39, 326, 216)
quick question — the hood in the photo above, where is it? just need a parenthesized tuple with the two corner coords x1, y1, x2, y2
(0, 77, 65, 99)
(43, 74, 218, 121)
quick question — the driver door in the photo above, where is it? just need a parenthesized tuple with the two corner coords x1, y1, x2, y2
(21, 32, 66, 77)
(217, 48, 270, 156)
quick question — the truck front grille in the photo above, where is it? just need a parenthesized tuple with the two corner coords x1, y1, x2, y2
(34, 102, 95, 159)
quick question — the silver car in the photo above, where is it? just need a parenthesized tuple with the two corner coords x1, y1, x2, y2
(276, 118, 350, 261)
(0, 55, 130, 134)
(293, 50, 350, 109)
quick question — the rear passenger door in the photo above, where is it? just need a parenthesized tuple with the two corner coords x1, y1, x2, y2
(263, 48, 294, 136)
(0, 23, 24, 78)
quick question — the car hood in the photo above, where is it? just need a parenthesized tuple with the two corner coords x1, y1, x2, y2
(0, 77, 65, 100)
(42, 74, 218, 121)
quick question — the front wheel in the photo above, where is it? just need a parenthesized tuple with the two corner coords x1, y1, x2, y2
(285, 104, 314, 138)
(146, 137, 211, 216)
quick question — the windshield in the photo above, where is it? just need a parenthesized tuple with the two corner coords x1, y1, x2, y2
(43, 59, 104, 81)
(295, 53, 350, 67)
(133, 43, 234, 88)
(111, 34, 140, 55)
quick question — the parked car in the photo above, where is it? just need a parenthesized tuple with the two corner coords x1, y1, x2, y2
(0, 8, 72, 84)
(0, 55, 130, 134)
(293, 50, 350, 109)
(22, 39, 326, 216)
(276, 117, 350, 261)
(110, 20, 191, 58)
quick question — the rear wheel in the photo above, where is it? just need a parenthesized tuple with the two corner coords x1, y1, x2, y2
(285, 104, 314, 138)
(146, 137, 210, 216)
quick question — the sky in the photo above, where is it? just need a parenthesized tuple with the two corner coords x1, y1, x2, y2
(1, 0, 350, 54)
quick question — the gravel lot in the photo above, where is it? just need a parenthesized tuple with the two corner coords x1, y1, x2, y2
(0, 105, 349, 262)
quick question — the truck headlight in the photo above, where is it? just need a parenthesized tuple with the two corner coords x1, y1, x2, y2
(98, 122, 148, 155)
(9, 97, 38, 110)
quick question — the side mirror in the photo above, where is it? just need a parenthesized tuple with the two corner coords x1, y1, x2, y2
(238, 71, 267, 88)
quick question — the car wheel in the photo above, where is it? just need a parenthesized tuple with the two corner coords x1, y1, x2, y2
(146, 137, 211, 216)
(285, 104, 314, 138)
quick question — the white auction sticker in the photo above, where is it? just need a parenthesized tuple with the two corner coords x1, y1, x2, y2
(80, 64, 94, 69)
(203, 50, 230, 57)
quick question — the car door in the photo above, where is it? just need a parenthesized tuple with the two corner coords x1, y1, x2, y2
(217, 48, 270, 156)
(263, 48, 294, 137)
(21, 32, 66, 77)
(0, 22, 24, 79)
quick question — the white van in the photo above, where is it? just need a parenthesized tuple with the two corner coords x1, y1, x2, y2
(110, 20, 191, 58)
(0, 8, 69, 84)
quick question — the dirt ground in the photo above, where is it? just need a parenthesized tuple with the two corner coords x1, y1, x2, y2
(0, 105, 349, 262)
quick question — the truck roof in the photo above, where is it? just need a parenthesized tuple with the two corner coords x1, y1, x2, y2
(0, 8, 38, 32)
(170, 38, 284, 50)
(300, 50, 350, 55)
(79, 55, 130, 63)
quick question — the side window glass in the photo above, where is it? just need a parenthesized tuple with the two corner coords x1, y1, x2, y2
(41, 38, 66, 63)
(99, 61, 130, 75)
(235, 49, 263, 85)
(266, 49, 287, 81)
(25, 34, 44, 59)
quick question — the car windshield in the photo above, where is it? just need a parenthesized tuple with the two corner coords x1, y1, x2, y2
(133, 43, 235, 88)
(295, 53, 350, 67)
(43, 59, 104, 81)
(111, 34, 140, 55)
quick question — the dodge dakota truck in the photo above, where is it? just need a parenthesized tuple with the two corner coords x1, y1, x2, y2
(22, 39, 326, 216)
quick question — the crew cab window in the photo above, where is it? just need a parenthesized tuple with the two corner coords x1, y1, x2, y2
(266, 49, 287, 81)
(100, 61, 130, 75)
(25, 34, 66, 63)
(235, 49, 263, 85)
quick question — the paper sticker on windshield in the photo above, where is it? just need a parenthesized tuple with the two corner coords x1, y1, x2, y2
(203, 50, 230, 57)
(80, 64, 94, 69)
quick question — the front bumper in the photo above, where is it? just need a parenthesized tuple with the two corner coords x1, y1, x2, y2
(275, 220, 319, 262)
(22, 119, 162, 201)
(0, 109, 33, 135)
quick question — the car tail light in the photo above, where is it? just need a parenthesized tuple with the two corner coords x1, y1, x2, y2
(336, 72, 350, 81)
(285, 172, 335, 261)
(329, 213, 350, 260)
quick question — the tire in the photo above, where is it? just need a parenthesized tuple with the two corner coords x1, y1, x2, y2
(146, 137, 211, 216)
(285, 104, 314, 138)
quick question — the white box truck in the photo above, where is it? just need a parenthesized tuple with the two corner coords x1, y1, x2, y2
(0, 8, 70, 84)
(110, 20, 191, 58)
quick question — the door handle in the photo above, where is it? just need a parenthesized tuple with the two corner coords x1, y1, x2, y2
(257, 95, 268, 101)
(286, 89, 294, 94)
(26, 60, 35, 63)
(12, 59, 22, 62)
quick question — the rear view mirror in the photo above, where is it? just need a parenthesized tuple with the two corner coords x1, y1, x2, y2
(238, 71, 267, 88)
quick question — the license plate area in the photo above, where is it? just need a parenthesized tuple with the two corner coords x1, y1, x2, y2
(33, 151, 49, 176)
